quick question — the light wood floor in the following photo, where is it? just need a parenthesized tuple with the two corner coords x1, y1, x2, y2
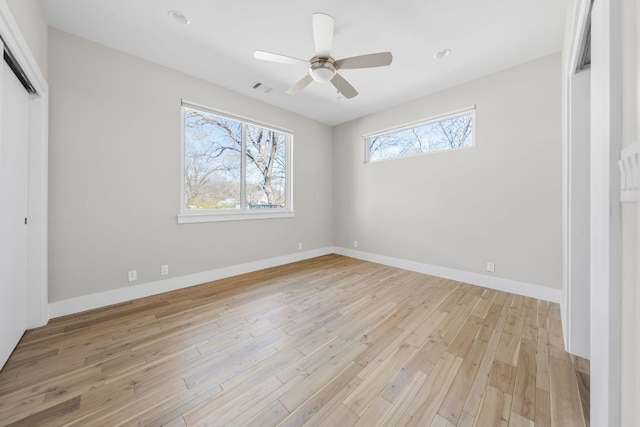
(0, 255, 589, 426)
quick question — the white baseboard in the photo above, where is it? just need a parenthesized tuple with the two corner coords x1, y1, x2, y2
(332, 247, 561, 303)
(48, 247, 334, 319)
(49, 245, 561, 319)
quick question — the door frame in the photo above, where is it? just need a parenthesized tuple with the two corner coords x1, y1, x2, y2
(590, 0, 623, 425)
(0, 1, 48, 328)
(563, 0, 592, 359)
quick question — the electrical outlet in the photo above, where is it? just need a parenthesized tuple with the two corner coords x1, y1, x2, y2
(298, 242, 303, 250)
(128, 270, 137, 282)
(486, 261, 495, 273)
(161, 265, 169, 275)
(354, 240, 358, 248)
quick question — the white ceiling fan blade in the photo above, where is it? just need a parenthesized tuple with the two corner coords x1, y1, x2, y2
(312, 13, 334, 57)
(287, 74, 314, 94)
(331, 73, 358, 99)
(254, 50, 308, 66)
(336, 52, 393, 69)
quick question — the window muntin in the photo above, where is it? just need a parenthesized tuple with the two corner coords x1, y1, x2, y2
(365, 108, 475, 163)
(180, 102, 292, 222)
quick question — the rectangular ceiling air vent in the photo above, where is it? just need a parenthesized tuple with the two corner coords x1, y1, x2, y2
(250, 81, 273, 94)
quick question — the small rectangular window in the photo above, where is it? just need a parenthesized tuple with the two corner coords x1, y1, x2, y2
(179, 102, 293, 223)
(365, 107, 475, 163)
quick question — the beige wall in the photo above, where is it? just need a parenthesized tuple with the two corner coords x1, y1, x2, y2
(5, 0, 47, 78)
(48, 29, 333, 302)
(333, 53, 563, 290)
(47, 27, 563, 304)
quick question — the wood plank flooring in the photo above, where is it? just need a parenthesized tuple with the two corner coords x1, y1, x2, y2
(0, 254, 589, 426)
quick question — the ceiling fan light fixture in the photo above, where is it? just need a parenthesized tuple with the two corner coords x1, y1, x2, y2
(254, 13, 391, 98)
(309, 57, 336, 83)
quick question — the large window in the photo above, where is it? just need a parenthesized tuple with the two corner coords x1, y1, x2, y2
(365, 107, 475, 162)
(179, 102, 293, 223)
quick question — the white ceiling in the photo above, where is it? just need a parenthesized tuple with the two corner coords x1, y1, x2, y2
(39, 0, 568, 126)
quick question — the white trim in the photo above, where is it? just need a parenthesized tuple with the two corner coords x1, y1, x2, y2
(363, 105, 476, 139)
(332, 247, 562, 303)
(364, 108, 476, 164)
(0, 1, 49, 328)
(179, 103, 186, 218)
(179, 102, 294, 222)
(49, 246, 562, 319)
(563, 69, 592, 359)
(635, 0, 640, 410)
(562, 0, 593, 359)
(590, 0, 623, 424)
(178, 210, 295, 224)
(365, 144, 476, 165)
(181, 99, 293, 135)
(567, 1, 593, 75)
(49, 247, 334, 318)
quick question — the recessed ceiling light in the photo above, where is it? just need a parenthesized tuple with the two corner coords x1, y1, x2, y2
(433, 49, 451, 60)
(168, 10, 190, 25)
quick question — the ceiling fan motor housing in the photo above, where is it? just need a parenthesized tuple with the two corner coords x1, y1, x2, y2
(309, 56, 337, 83)
(254, 13, 391, 97)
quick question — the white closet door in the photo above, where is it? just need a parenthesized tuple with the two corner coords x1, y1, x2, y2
(0, 58, 30, 370)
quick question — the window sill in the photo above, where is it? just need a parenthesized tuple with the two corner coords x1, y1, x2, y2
(177, 210, 295, 224)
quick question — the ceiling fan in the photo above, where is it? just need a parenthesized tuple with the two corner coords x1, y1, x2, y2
(254, 13, 393, 99)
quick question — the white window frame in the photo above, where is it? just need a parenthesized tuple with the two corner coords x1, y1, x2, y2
(364, 106, 476, 163)
(178, 100, 294, 224)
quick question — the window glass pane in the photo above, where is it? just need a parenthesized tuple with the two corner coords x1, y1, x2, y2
(183, 109, 242, 209)
(245, 125, 287, 209)
(180, 102, 292, 219)
(367, 111, 474, 162)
